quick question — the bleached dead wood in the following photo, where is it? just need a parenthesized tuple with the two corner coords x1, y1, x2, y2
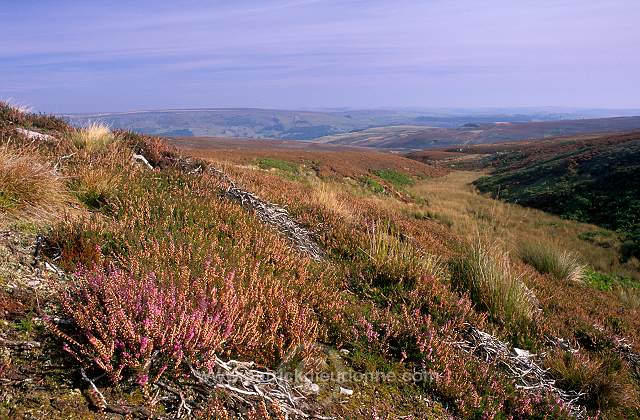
(188, 357, 312, 418)
(204, 165, 324, 261)
(133, 153, 154, 169)
(456, 325, 585, 418)
(15, 127, 55, 141)
(134, 152, 324, 261)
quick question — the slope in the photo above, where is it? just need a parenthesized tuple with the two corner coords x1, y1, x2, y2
(474, 131, 640, 261)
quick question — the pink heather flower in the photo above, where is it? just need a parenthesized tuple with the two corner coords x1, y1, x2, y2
(136, 374, 149, 386)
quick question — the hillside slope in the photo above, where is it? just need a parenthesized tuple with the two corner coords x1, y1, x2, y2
(474, 131, 640, 260)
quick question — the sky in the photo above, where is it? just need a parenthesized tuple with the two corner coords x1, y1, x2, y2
(1, 0, 639, 113)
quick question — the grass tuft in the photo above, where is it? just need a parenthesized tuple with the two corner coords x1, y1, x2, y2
(0, 143, 65, 215)
(518, 240, 585, 283)
(71, 122, 115, 151)
(450, 237, 538, 329)
(545, 350, 639, 412)
(362, 221, 442, 289)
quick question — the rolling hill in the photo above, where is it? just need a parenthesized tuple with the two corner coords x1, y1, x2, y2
(316, 116, 640, 149)
(3, 102, 640, 418)
(64, 108, 640, 143)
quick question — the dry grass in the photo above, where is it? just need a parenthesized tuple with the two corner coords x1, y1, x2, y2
(71, 122, 114, 151)
(545, 349, 639, 413)
(311, 182, 354, 221)
(0, 143, 65, 216)
(616, 286, 640, 311)
(409, 171, 640, 279)
(518, 240, 585, 283)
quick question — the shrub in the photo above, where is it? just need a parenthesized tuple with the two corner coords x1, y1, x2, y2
(450, 237, 538, 329)
(50, 257, 325, 384)
(518, 240, 585, 283)
(0, 101, 70, 133)
(0, 144, 65, 214)
(71, 122, 114, 151)
(48, 170, 342, 384)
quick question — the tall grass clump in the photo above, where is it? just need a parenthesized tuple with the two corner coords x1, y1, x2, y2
(545, 349, 639, 413)
(71, 122, 114, 151)
(362, 221, 442, 289)
(0, 144, 65, 214)
(518, 240, 585, 283)
(450, 237, 538, 330)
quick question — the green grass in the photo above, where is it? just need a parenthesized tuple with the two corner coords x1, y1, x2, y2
(584, 269, 639, 292)
(373, 169, 415, 188)
(362, 176, 386, 194)
(256, 158, 299, 174)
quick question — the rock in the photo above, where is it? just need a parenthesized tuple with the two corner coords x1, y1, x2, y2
(339, 386, 353, 396)
(339, 349, 350, 355)
(300, 375, 320, 394)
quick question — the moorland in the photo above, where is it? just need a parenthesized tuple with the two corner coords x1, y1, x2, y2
(1, 102, 639, 419)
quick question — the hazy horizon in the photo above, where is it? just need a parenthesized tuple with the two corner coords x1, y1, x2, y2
(2, 0, 639, 113)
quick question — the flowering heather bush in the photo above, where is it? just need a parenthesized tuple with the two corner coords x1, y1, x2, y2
(51, 266, 244, 382)
(49, 168, 343, 383)
(51, 257, 330, 382)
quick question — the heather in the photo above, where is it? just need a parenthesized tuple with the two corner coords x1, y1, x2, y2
(1, 104, 640, 418)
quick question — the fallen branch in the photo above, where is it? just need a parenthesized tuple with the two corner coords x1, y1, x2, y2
(134, 151, 324, 261)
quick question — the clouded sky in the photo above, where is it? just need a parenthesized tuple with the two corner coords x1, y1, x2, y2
(1, 0, 639, 113)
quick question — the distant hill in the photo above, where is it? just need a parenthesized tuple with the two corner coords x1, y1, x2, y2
(315, 117, 640, 149)
(64, 108, 427, 140)
(472, 131, 640, 260)
(63, 108, 640, 142)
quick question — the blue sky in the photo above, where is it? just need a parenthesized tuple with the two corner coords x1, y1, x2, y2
(1, 0, 639, 113)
